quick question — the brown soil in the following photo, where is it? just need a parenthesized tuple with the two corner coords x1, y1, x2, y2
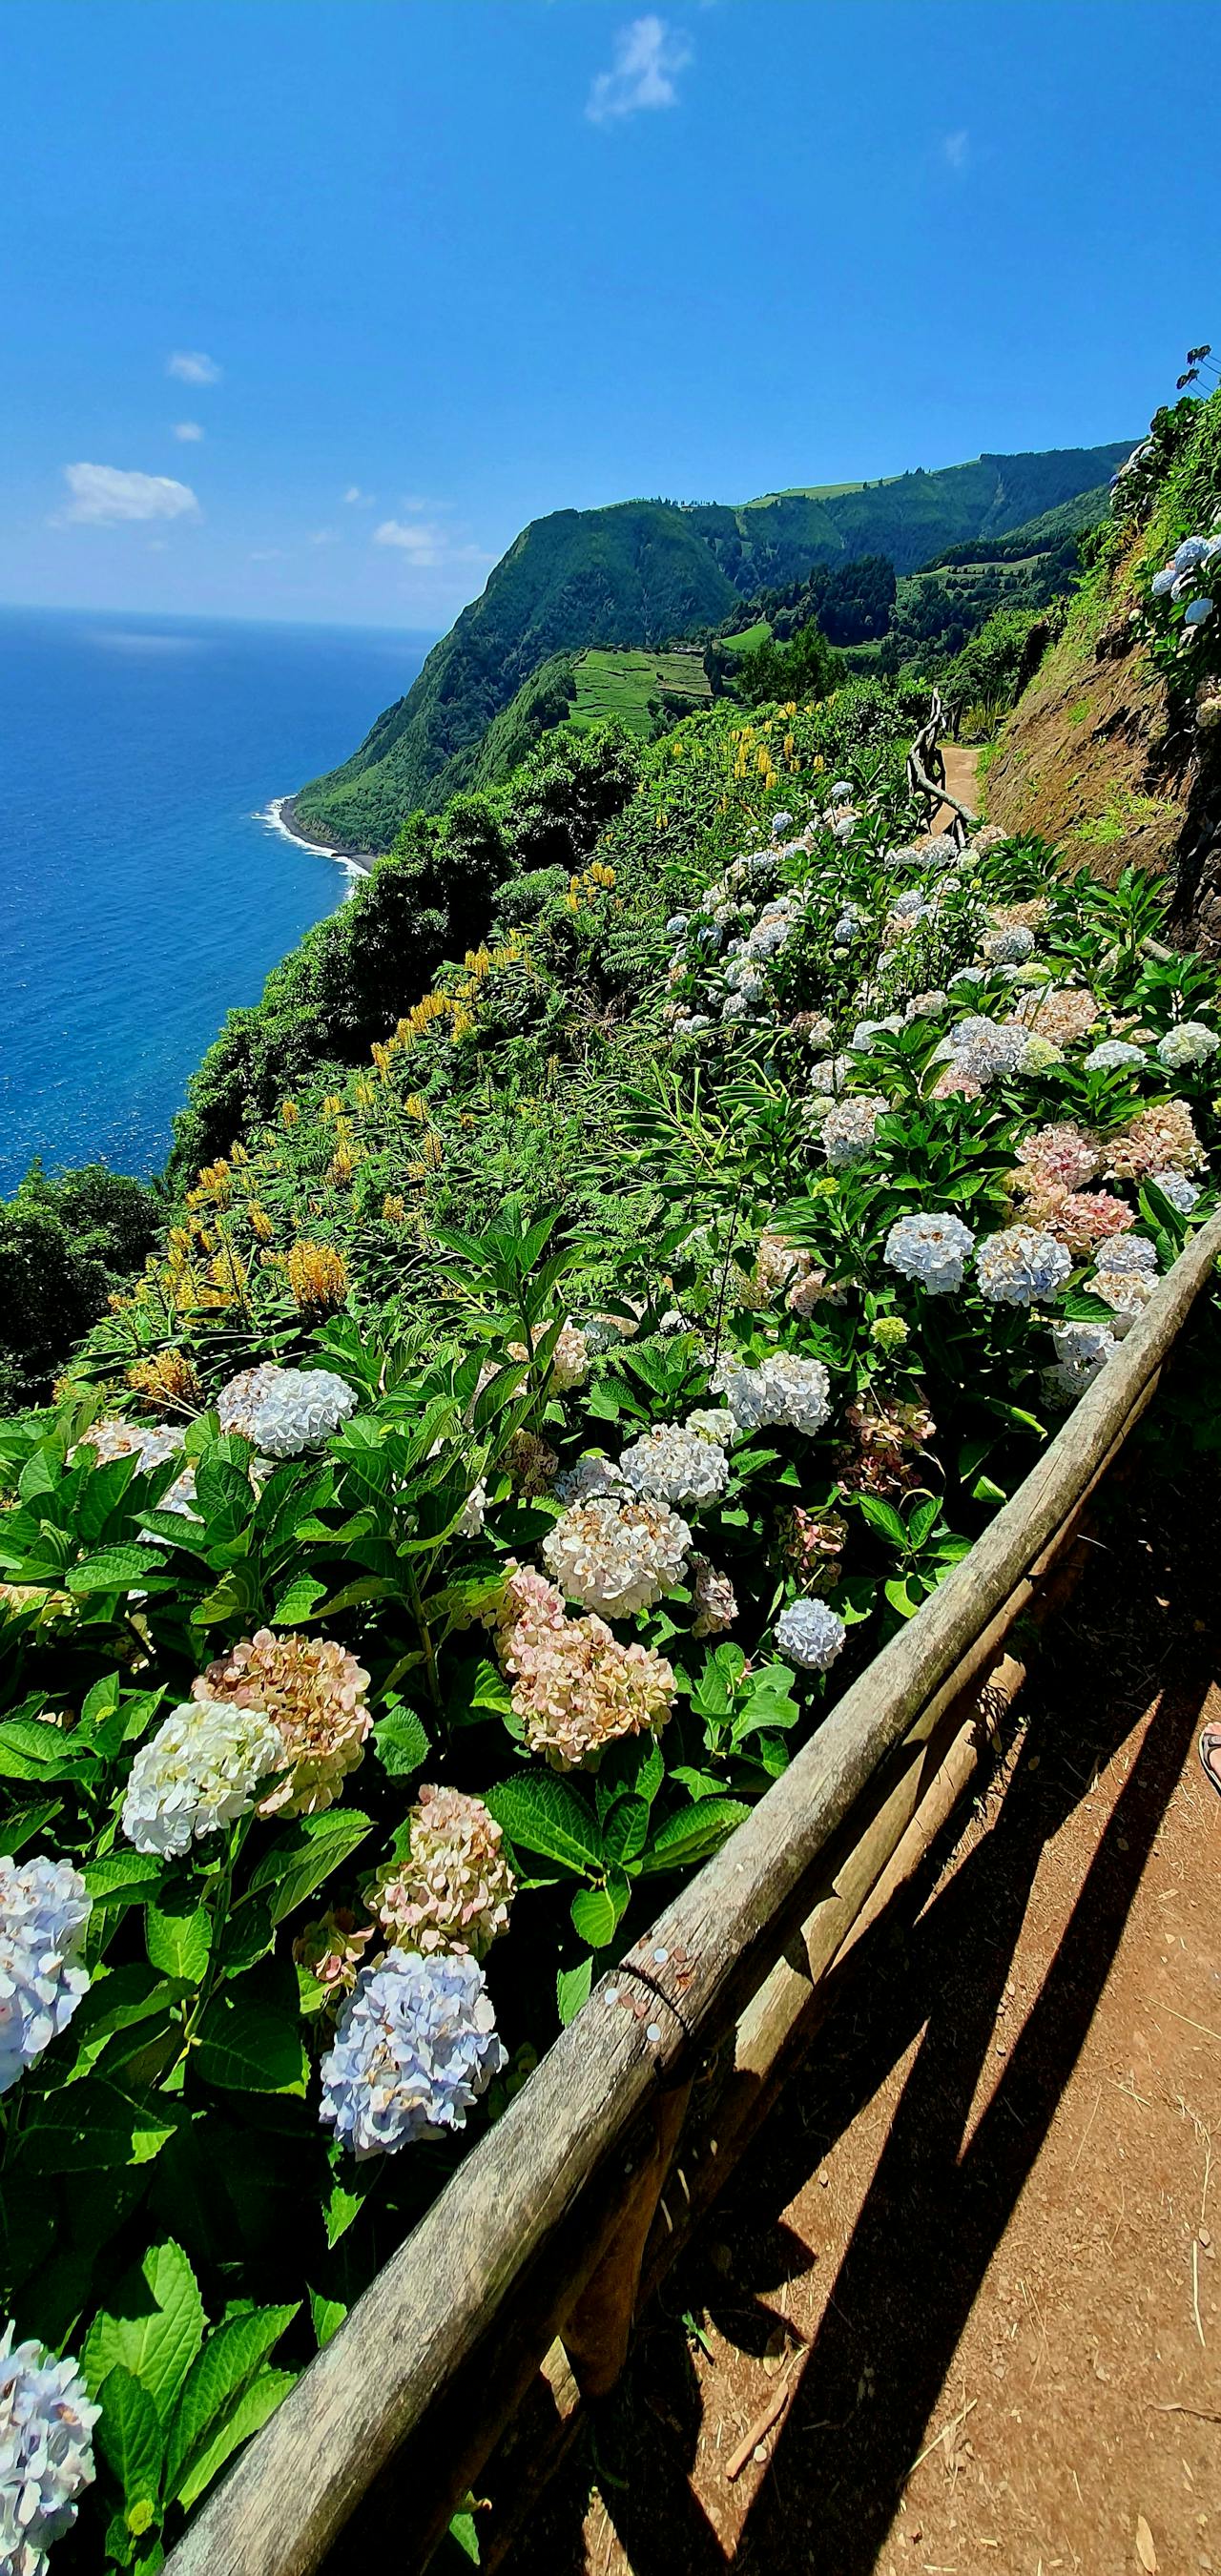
(508, 1456, 1221, 2576)
(932, 745, 982, 834)
(984, 620, 1189, 889)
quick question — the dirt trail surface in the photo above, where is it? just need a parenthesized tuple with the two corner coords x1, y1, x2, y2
(933, 744, 981, 832)
(508, 1455, 1221, 2576)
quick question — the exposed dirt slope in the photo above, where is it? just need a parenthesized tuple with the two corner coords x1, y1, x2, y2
(984, 600, 1190, 889)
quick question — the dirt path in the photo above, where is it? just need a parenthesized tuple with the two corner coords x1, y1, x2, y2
(933, 743, 981, 832)
(510, 1453, 1221, 2576)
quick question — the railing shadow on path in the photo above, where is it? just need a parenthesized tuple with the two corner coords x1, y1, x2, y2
(517, 1595, 1210, 2576)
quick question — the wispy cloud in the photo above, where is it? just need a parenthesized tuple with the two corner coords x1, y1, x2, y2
(167, 349, 222, 384)
(373, 516, 492, 575)
(342, 484, 374, 506)
(942, 129, 969, 170)
(55, 463, 200, 526)
(587, 15, 693, 123)
(173, 421, 204, 443)
(308, 526, 340, 546)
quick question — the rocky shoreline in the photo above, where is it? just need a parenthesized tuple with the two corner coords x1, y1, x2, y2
(273, 793, 374, 875)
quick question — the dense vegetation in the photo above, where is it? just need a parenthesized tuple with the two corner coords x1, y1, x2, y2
(9, 404, 1221, 2575)
(290, 443, 1131, 851)
(0, 1164, 160, 1412)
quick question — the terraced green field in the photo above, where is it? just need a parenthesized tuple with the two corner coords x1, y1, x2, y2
(717, 619, 772, 656)
(570, 648, 712, 734)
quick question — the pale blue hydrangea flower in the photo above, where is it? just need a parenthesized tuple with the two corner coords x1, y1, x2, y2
(776, 1597, 846, 1671)
(1173, 536, 1210, 573)
(242, 1366, 359, 1459)
(851, 1017, 902, 1050)
(1149, 1167, 1199, 1212)
(665, 914, 690, 939)
(1185, 597, 1214, 629)
(1085, 1038, 1145, 1072)
(831, 781, 854, 801)
(770, 812, 794, 838)
(1157, 1020, 1219, 1069)
(0, 1858, 92, 2097)
(1150, 566, 1177, 598)
(0, 2325, 98, 2571)
(975, 1227, 1072, 1306)
(808, 1055, 852, 1094)
(833, 906, 863, 944)
(712, 1353, 831, 1437)
(883, 1212, 975, 1295)
(891, 890, 927, 921)
(945, 1016, 1027, 1084)
(1094, 1234, 1158, 1277)
(1051, 1319, 1116, 1373)
(747, 915, 792, 962)
(982, 925, 1035, 966)
(320, 1950, 507, 2158)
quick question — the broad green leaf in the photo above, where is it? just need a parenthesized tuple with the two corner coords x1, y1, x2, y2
(195, 1995, 308, 2095)
(0, 1718, 93, 1783)
(485, 1775, 603, 1876)
(69, 1544, 166, 1595)
(83, 2241, 205, 2421)
(371, 1707, 430, 1779)
(569, 1883, 625, 1948)
(636, 1799, 751, 1875)
(883, 1577, 922, 1618)
(145, 1896, 212, 1986)
(268, 1574, 328, 1626)
(555, 1956, 594, 2025)
(601, 1795, 651, 1868)
(448, 2509, 482, 2564)
(174, 2366, 296, 2511)
(18, 2077, 185, 2172)
(95, 2366, 163, 2518)
(308, 2290, 346, 2351)
(857, 1495, 908, 1550)
(245, 1809, 373, 1925)
(165, 2306, 298, 2502)
(0, 1797, 60, 1854)
(68, 1966, 177, 2078)
(84, 1852, 166, 1907)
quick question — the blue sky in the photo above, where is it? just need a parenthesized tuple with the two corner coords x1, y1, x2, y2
(2, 0, 1217, 631)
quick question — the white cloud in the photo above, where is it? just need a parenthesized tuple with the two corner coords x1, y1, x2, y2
(167, 350, 222, 384)
(373, 517, 492, 575)
(342, 484, 374, 505)
(173, 421, 204, 442)
(56, 463, 201, 526)
(588, 15, 693, 123)
(308, 526, 340, 546)
(943, 129, 969, 169)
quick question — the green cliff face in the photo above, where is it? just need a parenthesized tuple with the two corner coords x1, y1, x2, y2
(291, 443, 1133, 852)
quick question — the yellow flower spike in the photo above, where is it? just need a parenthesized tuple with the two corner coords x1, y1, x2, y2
(281, 1101, 300, 1128)
(321, 1094, 342, 1123)
(422, 1130, 444, 1169)
(286, 1239, 349, 1316)
(248, 1203, 275, 1244)
(382, 1192, 407, 1224)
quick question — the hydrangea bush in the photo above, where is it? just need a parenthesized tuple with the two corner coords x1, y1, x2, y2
(1, 697, 1218, 2566)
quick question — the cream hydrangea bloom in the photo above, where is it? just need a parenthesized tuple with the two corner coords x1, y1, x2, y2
(543, 1494, 691, 1618)
(193, 1630, 372, 1817)
(121, 1700, 284, 1856)
(491, 1564, 675, 1768)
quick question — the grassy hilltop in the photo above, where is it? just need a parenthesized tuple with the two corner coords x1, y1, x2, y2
(289, 443, 1132, 852)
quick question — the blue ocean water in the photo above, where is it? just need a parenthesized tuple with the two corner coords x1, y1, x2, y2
(0, 608, 431, 1193)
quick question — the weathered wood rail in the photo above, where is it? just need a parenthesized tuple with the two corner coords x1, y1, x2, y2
(165, 1208, 1221, 2576)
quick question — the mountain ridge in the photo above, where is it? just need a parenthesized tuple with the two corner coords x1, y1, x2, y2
(289, 439, 1134, 852)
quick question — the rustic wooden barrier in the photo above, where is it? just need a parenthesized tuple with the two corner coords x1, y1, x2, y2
(164, 1207, 1221, 2576)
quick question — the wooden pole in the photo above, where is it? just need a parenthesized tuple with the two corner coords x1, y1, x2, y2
(163, 1208, 1221, 2576)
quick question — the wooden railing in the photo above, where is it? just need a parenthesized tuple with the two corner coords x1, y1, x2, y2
(164, 1208, 1221, 2576)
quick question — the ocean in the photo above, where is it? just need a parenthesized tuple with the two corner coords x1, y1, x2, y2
(0, 607, 432, 1195)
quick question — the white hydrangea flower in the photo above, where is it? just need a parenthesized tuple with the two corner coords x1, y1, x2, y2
(121, 1699, 284, 1857)
(458, 1482, 487, 1539)
(0, 2325, 98, 2571)
(74, 1419, 184, 1476)
(1156, 1020, 1219, 1071)
(241, 1367, 359, 1459)
(1093, 1234, 1158, 1277)
(1149, 1167, 1199, 1212)
(551, 1454, 624, 1506)
(543, 1493, 691, 1618)
(686, 1407, 737, 1447)
(217, 1360, 284, 1440)
(975, 1227, 1072, 1307)
(851, 1016, 903, 1049)
(712, 1352, 832, 1436)
(776, 1597, 846, 1671)
(1085, 1038, 1146, 1072)
(320, 1950, 507, 2158)
(0, 1858, 92, 2096)
(808, 1055, 852, 1093)
(822, 1094, 889, 1169)
(883, 1212, 975, 1295)
(1016, 1031, 1065, 1075)
(618, 1423, 730, 1508)
(1045, 1320, 1117, 1404)
(690, 1556, 738, 1638)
